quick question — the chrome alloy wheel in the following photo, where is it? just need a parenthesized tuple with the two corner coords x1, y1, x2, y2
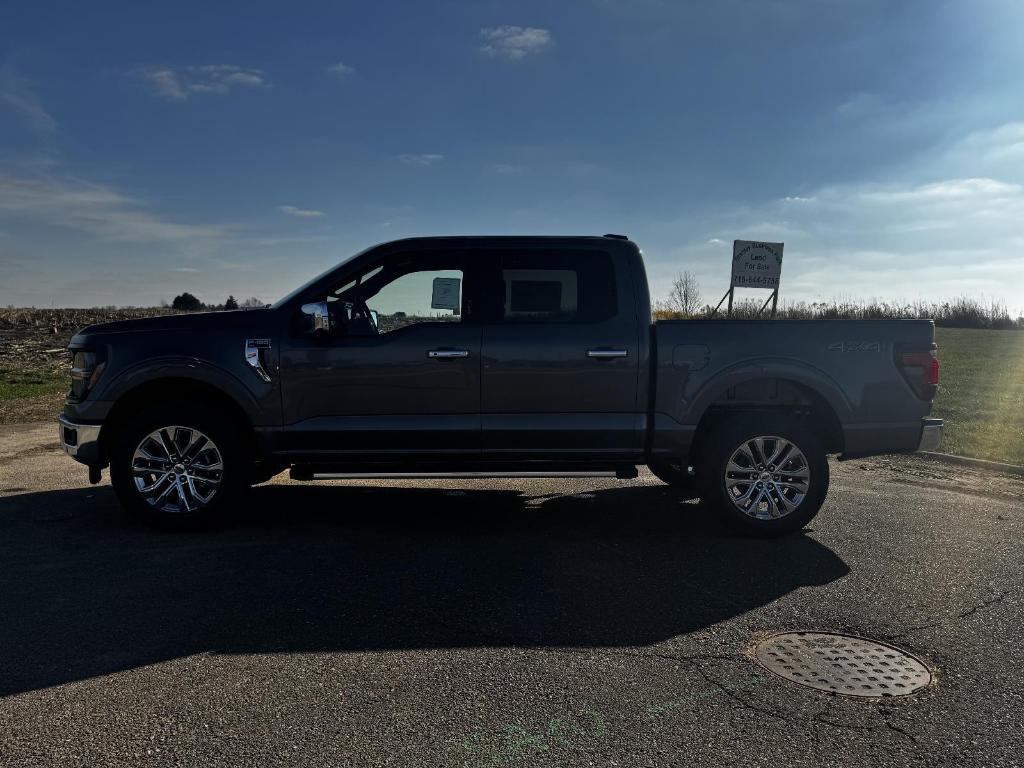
(723, 436, 810, 520)
(131, 426, 224, 514)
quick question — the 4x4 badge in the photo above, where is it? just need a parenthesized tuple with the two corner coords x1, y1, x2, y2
(827, 341, 880, 352)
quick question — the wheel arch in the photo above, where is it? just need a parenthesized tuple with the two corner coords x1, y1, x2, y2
(688, 369, 847, 466)
(100, 377, 256, 462)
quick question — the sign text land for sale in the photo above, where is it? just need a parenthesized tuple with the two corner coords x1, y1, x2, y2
(731, 241, 784, 289)
(711, 240, 785, 317)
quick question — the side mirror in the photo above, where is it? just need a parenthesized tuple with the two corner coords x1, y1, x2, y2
(300, 301, 332, 337)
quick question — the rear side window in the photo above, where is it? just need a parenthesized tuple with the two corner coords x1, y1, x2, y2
(500, 251, 616, 323)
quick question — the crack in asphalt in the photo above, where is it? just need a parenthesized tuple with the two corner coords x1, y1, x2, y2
(687, 660, 794, 723)
(957, 589, 1011, 621)
(895, 588, 1013, 637)
(811, 703, 919, 746)
(883, 720, 920, 745)
(412, 603, 928, 749)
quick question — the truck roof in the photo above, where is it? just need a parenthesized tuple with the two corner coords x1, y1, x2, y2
(371, 234, 635, 249)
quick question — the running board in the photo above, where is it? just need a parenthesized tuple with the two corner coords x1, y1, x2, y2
(290, 467, 639, 481)
(294, 470, 626, 480)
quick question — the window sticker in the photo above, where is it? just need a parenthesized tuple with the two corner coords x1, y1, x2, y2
(431, 277, 461, 310)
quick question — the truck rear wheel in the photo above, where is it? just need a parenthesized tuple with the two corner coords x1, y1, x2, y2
(110, 401, 246, 529)
(698, 415, 828, 537)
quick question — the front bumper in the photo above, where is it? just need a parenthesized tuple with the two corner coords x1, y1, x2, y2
(916, 418, 944, 452)
(58, 414, 104, 466)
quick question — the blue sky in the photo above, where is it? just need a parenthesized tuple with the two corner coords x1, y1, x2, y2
(2, 0, 1023, 311)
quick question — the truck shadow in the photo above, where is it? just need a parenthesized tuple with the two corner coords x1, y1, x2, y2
(0, 482, 848, 697)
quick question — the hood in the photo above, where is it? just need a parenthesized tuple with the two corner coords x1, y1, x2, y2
(73, 308, 272, 338)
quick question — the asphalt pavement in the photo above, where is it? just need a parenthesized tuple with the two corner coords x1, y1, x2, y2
(1, 423, 1022, 767)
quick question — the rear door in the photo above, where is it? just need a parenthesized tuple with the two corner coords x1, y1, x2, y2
(480, 248, 643, 459)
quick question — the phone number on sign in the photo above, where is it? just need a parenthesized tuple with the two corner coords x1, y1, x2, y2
(733, 275, 779, 287)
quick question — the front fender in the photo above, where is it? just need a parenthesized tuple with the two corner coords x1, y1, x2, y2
(68, 355, 272, 425)
(102, 357, 264, 417)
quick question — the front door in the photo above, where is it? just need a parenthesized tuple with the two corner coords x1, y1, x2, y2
(480, 249, 642, 459)
(280, 252, 481, 457)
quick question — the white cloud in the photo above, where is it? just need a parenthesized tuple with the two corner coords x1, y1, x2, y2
(831, 91, 960, 144)
(397, 153, 444, 166)
(278, 205, 325, 217)
(650, 117, 1024, 314)
(653, 173, 1024, 312)
(946, 122, 1024, 168)
(859, 178, 1020, 204)
(479, 26, 553, 60)
(144, 70, 187, 100)
(326, 62, 355, 78)
(0, 172, 227, 243)
(142, 65, 268, 101)
(0, 69, 57, 136)
(173, 267, 199, 273)
(835, 92, 884, 119)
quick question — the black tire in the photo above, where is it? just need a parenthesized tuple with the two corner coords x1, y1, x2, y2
(648, 460, 698, 495)
(697, 414, 829, 537)
(109, 400, 248, 529)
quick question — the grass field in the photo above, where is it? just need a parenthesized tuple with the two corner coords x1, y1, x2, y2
(0, 370, 67, 424)
(0, 369, 66, 401)
(933, 327, 1024, 465)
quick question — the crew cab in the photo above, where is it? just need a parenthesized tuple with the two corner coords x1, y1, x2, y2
(59, 235, 942, 535)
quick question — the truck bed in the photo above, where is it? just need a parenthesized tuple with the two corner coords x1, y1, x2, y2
(650, 319, 937, 460)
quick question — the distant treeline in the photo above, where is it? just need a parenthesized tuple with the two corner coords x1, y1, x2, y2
(164, 293, 265, 311)
(3, 295, 1020, 331)
(655, 295, 1023, 329)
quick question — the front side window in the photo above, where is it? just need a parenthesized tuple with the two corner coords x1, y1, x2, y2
(331, 255, 466, 335)
(367, 268, 463, 333)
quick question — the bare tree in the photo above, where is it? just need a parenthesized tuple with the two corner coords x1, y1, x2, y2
(665, 271, 703, 315)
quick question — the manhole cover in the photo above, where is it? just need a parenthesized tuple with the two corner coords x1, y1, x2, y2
(754, 632, 931, 698)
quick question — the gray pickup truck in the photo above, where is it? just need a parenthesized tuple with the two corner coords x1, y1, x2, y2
(59, 235, 942, 535)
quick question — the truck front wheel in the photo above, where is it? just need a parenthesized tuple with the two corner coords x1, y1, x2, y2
(698, 415, 829, 537)
(110, 401, 247, 528)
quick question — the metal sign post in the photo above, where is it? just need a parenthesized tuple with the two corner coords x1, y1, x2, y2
(711, 240, 784, 317)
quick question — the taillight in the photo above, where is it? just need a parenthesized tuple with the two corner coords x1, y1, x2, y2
(897, 344, 939, 399)
(901, 350, 939, 386)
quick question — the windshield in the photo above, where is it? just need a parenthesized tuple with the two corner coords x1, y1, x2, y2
(270, 249, 366, 309)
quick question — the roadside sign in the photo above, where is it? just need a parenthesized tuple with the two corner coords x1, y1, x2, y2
(712, 240, 785, 318)
(731, 241, 784, 289)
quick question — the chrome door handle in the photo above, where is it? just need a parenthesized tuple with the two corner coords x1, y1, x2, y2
(427, 349, 469, 359)
(587, 349, 628, 359)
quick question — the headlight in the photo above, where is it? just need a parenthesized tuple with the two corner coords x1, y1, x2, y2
(72, 351, 97, 371)
(69, 350, 105, 400)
